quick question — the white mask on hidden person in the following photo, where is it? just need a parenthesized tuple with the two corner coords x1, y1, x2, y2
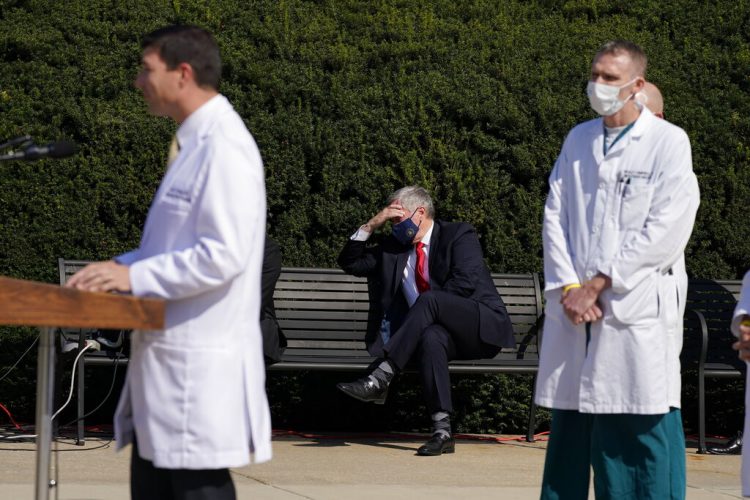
(586, 78, 637, 116)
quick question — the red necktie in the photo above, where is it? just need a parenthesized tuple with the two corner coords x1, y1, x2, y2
(415, 242, 430, 293)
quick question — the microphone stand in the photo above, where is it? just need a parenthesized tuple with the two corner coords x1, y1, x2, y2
(1, 134, 73, 499)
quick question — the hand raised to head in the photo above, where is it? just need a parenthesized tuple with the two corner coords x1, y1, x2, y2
(363, 203, 406, 233)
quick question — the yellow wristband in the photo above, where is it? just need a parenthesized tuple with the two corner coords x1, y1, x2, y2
(562, 283, 581, 294)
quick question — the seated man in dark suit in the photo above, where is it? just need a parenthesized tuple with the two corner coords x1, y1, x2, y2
(260, 237, 287, 366)
(336, 185, 515, 455)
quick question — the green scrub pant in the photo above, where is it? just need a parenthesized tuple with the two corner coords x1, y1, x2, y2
(540, 408, 686, 500)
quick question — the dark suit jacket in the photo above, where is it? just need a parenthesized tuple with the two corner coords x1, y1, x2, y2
(338, 220, 514, 356)
(261, 237, 287, 365)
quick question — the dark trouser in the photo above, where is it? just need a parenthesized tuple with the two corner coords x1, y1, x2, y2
(130, 437, 237, 500)
(383, 290, 501, 413)
(540, 408, 686, 500)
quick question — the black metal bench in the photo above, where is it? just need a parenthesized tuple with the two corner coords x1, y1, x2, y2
(683, 278, 745, 453)
(59, 260, 545, 444)
(58, 259, 750, 453)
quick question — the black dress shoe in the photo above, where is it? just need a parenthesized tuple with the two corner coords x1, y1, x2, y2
(336, 376, 389, 404)
(707, 431, 742, 455)
(417, 433, 455, 456)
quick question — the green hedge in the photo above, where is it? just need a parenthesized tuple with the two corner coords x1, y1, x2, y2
(0, 0, 748, 433)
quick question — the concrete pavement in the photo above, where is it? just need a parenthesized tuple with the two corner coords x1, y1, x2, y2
(0, 432, 743, 499)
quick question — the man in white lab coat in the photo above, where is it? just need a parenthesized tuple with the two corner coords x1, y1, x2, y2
(730, 274, 750, 496)
(67, 25, 271, 499)
(537, 40, 699, 499)
(635, 81, 695, 451)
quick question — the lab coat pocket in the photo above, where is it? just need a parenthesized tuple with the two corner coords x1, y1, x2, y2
(187, 347, 244, 445)
(159, 176, 197, 215)
(608, 273, 659, 324)
(619, 183, 654, 230)
(660, 274, 679, 333)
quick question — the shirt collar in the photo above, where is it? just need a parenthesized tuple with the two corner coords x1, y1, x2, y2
(628, 105, 654, 138)
(593, 105, 654, 139)
(175, 94, 227, 149)
(417, 220, 435, 248)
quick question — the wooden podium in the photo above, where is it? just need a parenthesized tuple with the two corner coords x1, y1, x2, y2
(0, 275, 164, 500)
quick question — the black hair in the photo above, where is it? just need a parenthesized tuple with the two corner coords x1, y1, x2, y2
(142, 25, 221, 90)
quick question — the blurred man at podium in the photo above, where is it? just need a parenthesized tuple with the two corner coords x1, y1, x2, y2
(66, 25, 271, 500)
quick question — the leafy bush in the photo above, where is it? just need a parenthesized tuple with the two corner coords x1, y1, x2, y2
(0, 0, 748, 433)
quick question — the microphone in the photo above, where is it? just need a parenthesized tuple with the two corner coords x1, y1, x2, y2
(0, 141, 78, 161)
(22, 141, 78, 160)
(0, 135, 32, 151)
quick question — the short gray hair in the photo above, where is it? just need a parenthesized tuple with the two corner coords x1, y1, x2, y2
(388, 185, 435, 218)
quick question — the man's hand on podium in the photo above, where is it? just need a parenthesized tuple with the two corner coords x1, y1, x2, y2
(65, 260, 131, 293)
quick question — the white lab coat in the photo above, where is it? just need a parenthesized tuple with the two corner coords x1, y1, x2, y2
(113, 95, 272, 469)
(536, 107, 700, 414)
(731, 271, 750, 497)
(669, 254, 689, 410)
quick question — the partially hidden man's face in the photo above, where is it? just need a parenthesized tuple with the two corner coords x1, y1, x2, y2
(134, 48, 182, 117)
(393, 204, 425, 226)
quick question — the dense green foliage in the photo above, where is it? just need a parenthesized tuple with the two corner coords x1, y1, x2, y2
(0, 0, 748, 433)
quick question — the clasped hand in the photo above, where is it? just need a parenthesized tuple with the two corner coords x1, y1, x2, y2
(733, 316, 750, 361)
(561, 286, 602, 325)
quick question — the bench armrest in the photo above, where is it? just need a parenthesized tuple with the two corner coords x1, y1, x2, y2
(514, 313, 545, 359)
(534, 313, 545, 350)
(686, 307, 708, 371)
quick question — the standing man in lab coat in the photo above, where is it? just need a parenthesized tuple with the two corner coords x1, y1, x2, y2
(729, 273, 750, 496)
(67, 25, 271, 499)
(635, 82, 697, 458)
(537, 40, 699, 499)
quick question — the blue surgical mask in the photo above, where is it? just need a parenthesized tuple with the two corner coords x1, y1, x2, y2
(392, 209, 421, 246)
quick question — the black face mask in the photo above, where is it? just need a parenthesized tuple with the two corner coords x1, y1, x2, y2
(392, 208, 420, 245)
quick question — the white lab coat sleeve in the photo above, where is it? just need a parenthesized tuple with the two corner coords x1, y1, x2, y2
(601, 129, 699, 293)
(114, 249, 140, 266)
(731, 270, 750, 337)
(736, 270, 750, 498)
(543, 141, 580, 292)
(129, 141, 265, 299)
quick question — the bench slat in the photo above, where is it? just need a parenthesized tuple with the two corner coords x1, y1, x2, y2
(273, 290, 370, 300)
(275, 281, 369, 291)
(287, 340, 367, 349)
(283, 348, 373, 357)
(273, 301, 370, 311)
(492, 277, 536, 286)
(277, 310, 369, 320)
(284, 331, 367, 340)
(494, 287, 536, 294)
(278, 320, 367, 331)
(504, 307, 541, 316)
(496, 295, 538, 304)
(278, 272, 363, 283)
